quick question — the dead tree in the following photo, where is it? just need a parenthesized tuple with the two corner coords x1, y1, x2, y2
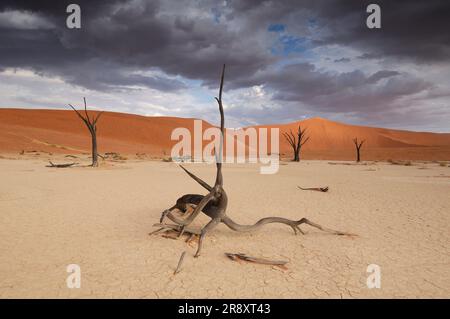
(282, 125, 309, 161)
(68, 98, 103, 167)
(157, 65, 354, 258)
(352, 137, 365, 162)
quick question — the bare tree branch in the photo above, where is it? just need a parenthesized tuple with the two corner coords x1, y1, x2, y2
(179, 165, 213, 192)
(93, 111, 104, 125)
(301, 136, 310, 146)
(174, 251, 186, 275)
(83, 97, 92, 125)
(68, 104, 88, 125)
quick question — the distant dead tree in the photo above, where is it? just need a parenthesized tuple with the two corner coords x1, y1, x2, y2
(282, 125, 310, 162)
(353, 137, 365, 162)
(68, 98, 103, 167)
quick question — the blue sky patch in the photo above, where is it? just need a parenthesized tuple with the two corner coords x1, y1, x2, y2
(268, 24, 285, 33)
(270, 34, 311, 56)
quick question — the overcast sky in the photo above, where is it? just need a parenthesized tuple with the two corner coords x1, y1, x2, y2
(0, 0, 449, 131)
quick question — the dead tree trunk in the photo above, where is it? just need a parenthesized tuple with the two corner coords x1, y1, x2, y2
(282, 125, 309, 162)
(68, 98, 103, 167)
(91, 131, 98, 167)
(157, 65, 355, 258)
(353, 137, 365, 162)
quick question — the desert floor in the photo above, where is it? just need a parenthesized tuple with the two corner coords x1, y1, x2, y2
(0, 156, 449, 298)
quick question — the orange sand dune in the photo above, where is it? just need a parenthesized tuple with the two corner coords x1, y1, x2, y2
(266, 117, 450, 160)
(1, 109, 449, 161)
(0, 108, 212, 157)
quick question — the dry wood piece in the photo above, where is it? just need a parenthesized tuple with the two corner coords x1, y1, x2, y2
(297, 186, 329, 192)
(185, 233, 198, 244)
(150, 222, 201, 242)
(158, 65, 355, 258)
(148, 227, 167, 236)
(328, 161, 370, 166)
(68, 98, 103, 167)
(46, 161, 78, 168)
(162, 233, 180, 240)
(174, 251, 186, 275)
(225, 253, 288, 266)
(151, 223, 201, 235)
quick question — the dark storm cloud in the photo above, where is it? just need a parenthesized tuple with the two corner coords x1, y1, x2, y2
(0, 0, 274, 91)
(227, 0, 450, 63)
(0, 0, 126, 19)
(228, 62, 431, 117)
(306, 0, 450, 63)
(0, 0, 449, 130)
(357, 53, 383, 60)
(334, 57, 350, 63)
(366, 70, 400, 84)
(0, 0, 185, 91)
(1, 0, 448, 87)
(51, 60, 188, 92)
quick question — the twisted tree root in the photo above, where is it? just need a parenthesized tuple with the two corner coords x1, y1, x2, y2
(221, 215, 355, 237)
(153, 214, 356, 258)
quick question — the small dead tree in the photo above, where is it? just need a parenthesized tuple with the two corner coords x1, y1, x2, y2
(68, 98, 103, 167)
(282, 125, 310, 162)
(156, 65, 355, 258)
(353, 137, 365, 162)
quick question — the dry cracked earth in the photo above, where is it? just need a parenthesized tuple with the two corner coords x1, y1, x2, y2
(0, 157, 449, 298)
